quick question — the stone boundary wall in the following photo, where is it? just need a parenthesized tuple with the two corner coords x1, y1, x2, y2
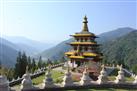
(1, 63, 137, 91)
(22, 83, 137, 91)
(9, 63, 64, 86)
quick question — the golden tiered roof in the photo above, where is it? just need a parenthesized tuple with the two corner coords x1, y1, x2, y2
(69, 56, 84, 59)
(65, 51, 98, 57)
(65, 16, 102, 62)
(83, 52, 97, 56)
(70, 42, 97, 45)
(65, 51, 75, 55)
(71, 33, 96, 37)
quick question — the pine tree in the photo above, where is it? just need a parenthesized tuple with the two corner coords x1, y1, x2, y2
(14, 51, 22, 78)
(31, 58, 36, 73)
(14, 52, 28, 78)
(60, 56, 66, 62)
(21, 52, 28, 76)
(38, 56, 42, 68)
(27, 56, 32, 72)
(47, 59, 52, 65)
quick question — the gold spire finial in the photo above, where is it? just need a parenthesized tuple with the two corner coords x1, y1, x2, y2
(82, 15, 89, 32)
(83, 15, 88, 23)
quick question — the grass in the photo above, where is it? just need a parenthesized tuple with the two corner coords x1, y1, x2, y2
(108, 76, 134, 81)
(32, 70, 64, 85)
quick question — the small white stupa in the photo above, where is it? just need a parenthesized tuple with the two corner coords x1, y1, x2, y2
(115, 65, 125, 84)
(43, 65, 54, 88)
(0, 75, 10, 91)
(97, 64, 108, 84)
(133, 75, 137, 84)
(20, 66, 33, 90)
(80, 65, 92, 85)
(62, 62, 73, 87)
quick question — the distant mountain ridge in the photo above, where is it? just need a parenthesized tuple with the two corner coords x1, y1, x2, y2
(3, 36, 52, 55)
(0, 38, 18, 67)
(38, 27, 136, 61)
(96, 27, 136, 43)
(0, 36, 52, 67)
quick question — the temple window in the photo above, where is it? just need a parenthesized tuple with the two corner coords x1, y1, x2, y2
(81, 38, 83, 42)
(85, 47, 88, 51)
(85, 38, 87, 42)
(74, 46, 77, 50)
(76, 38, 79, 42)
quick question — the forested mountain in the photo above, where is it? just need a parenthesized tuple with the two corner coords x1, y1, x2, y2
(38, 27, 136, 61)
(96, 27, 136, 43)
(102, 31, 137, 69)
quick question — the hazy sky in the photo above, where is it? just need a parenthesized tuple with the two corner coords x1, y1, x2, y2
(0, 0, 137, 44)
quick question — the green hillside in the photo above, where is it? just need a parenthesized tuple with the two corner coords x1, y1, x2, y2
(102, 31, 137, 73)
(38, 38, 73, 60)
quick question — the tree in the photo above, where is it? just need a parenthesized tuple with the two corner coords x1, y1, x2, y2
(132, 64, 137, 74)
(31, 58, 36, 73)
(7, 68, 14, 81)
(0, 67, 14, 81)
(60, 56, 66, 63)
(20, 52, 28, 76)
(47, 59, 52, 65)
(27, 56, 32, 72)
(38, 56, 42, 68)
(14, 51, 22, 78)
(14, 52, 28, 78)
(53, 60, 59, 64)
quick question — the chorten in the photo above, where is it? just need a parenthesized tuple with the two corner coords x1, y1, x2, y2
(133, 75, 137, 84)
(80, 66, 92, 85)
(62, 62, 73, 87)
(65, 16, 102, 74)
(43, 65, 54, 88)
(97, 65, 108, 84)
(21, 66, 33, 90)
(115, 65, 125, 84)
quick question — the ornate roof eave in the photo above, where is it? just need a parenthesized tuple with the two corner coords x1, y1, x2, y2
(71, 41, 96, 44)
(69, 56, 84, 59)
(70, 34, 96, 37)
(69, 44, 100, 46)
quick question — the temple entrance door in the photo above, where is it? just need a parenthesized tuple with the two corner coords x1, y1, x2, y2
(76, 61, 81, 67)
(89, 72, 98, 81)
